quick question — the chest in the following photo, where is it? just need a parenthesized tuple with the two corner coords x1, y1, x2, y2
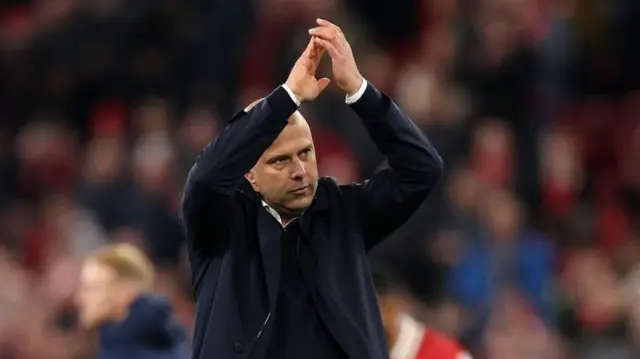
(223, 199, 367, 300)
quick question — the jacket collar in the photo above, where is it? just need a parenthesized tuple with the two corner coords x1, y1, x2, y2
(239, 178, 330, 310)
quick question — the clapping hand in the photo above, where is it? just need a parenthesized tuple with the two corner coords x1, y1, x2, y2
(308, 18, 363, 96)
(284, 38, 331, 103)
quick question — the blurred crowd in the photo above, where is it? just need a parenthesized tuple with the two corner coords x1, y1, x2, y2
(0, 0, 639, 358)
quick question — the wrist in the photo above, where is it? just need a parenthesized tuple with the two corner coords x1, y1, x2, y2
(345, 75, 364, 97)
(282, 83, 303, 105)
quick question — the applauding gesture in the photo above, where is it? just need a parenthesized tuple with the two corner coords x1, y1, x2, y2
(284, 38, 331, 102)
(308, 18, 364, 96)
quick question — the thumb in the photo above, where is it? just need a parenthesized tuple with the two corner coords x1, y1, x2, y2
(317, 77, 331, 93)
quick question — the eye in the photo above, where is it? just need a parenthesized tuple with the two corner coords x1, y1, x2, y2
(299, 148, 312, 159)
(270, 158, 288, 169)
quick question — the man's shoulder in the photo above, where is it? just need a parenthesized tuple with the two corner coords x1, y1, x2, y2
(317, 176, 359, 201)
(318, 176, 340, 188)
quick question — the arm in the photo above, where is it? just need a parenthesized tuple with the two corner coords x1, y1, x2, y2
(345, 80, 443, 250)
(181, 86, 299, 256)
(181, 37, 331, 258)
(308, 19, 443, 250)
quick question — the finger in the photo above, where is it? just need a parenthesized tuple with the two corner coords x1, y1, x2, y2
(316, 18, 337, 29)
(302, 38, 316, 57)
(313, 37, 341, 60)
(317, 18, 343, 34)
(297, 39, 318, 70)
(316, 77, 331, 94)
(309, 39, 325, 72)
(308, 27, 337, 43)
(316, 18, 332, 27)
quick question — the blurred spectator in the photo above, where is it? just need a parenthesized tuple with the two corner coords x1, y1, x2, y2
(447, 189, 556, 349)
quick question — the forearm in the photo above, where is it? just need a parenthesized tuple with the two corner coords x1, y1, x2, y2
(345, 81, 443, 249)
(185, 85, 299, 196)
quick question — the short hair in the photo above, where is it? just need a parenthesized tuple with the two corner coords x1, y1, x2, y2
(88, 243, 155, 290)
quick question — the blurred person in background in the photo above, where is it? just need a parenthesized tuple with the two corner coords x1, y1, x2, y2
(372, 263, 471, 359)
(447, 188, 556, 350)
(558, 248, 633, 358)
(181, 19, 442, 359)
(483, 290, 564, 359)
(76, 243, 189, 359)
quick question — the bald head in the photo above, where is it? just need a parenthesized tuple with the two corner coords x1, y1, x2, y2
(245, 98, 306, 126)
(243, 99, 318, 223)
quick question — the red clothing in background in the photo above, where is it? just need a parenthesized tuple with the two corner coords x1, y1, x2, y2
(391, 315, 471, 359)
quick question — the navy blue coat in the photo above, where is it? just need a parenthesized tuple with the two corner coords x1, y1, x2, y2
(96, 295, 189, 359)
(181, 83, 443, 359)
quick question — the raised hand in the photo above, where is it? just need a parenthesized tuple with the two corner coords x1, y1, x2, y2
(284, 38, 331, 102)
(308, 18, 363, 96)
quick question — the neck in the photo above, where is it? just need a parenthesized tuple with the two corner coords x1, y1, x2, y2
(273, 204, 302, 222)
(262, 199, 302, 225)
(280, 215, 296, 226)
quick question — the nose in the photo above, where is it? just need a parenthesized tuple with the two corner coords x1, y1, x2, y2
(290, 158, 307, 180)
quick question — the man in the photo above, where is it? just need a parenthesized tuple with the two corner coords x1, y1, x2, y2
(372, 264, 472, 359)
(76, 243, 189, 359)
(181, 18, 443, 359)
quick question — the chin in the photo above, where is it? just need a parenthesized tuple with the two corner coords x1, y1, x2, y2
(286, 196, 314, 213)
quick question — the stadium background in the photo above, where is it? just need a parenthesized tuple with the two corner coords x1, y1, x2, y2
(0, 0, 639, 358)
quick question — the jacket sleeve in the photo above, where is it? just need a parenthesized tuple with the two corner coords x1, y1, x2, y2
(180, 86, 298, 257)
(343, 82, 443, 251)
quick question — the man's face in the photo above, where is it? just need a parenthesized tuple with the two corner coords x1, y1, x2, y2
(76, 260, 120, 329)
(247, 113, 318, 217)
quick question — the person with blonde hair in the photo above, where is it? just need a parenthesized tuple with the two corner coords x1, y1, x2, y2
(76, 243, 188, 359)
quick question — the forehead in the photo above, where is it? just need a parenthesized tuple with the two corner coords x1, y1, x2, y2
(80, 261, 115, 284)
(262, 115, 313, 157)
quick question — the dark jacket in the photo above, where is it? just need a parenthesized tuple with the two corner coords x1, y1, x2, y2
(181, 83, 443, 359)
(97, 295, 189, 359)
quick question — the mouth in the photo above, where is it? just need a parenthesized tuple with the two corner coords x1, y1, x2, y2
(290, 185, 310, 194)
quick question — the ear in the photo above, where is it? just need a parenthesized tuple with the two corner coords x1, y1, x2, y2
(245, 170, 259, 191)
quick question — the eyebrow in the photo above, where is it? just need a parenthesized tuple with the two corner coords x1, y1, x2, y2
(298, 145, 313, 154)
(267, 154, 291, 164)
(266, 145, 313, 164)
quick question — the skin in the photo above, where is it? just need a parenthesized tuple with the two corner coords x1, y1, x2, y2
(75, 260, 139, 330)
(245, 112, 319, 224)
(245, 18, 363, 224)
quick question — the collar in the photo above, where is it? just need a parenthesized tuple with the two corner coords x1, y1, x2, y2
(391, 314, 425, 359)
(246, 179, 330, 228)
(261, 200, 297, 227)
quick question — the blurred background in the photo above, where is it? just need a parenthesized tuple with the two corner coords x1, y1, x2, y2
(0, 0, 639, 358)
